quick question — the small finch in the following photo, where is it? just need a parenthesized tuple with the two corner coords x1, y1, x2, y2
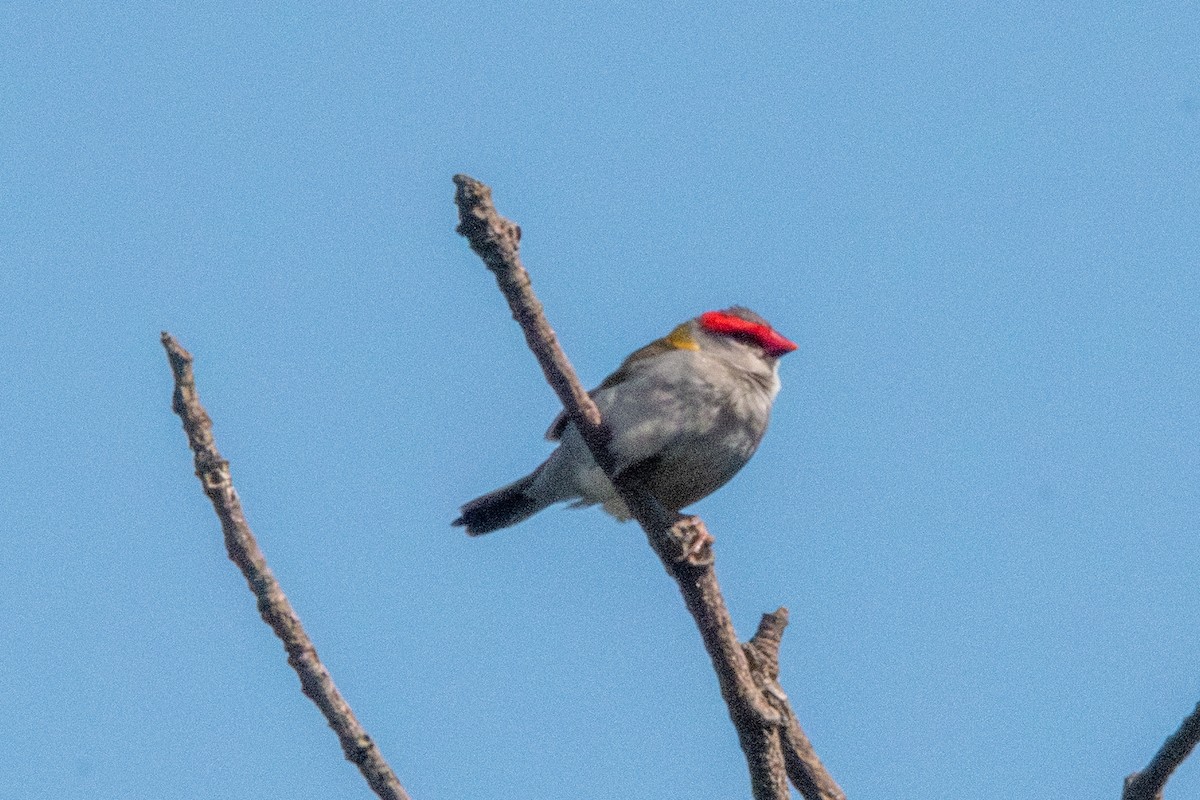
(454, 307, 797, 535)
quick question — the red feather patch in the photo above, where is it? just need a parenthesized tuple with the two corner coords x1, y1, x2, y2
(699, 310, 797, 357)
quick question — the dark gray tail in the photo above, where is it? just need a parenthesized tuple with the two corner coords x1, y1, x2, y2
(453, 472, 546, 535)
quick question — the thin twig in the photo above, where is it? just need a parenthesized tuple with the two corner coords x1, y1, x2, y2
(162, 333, 411, 800)
(1124, 701, 1200, 800)
(746, 610, 846, 800)
(452, 174, 844, 800)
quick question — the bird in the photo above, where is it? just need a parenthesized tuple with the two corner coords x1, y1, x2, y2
(453, 307, 797, 535)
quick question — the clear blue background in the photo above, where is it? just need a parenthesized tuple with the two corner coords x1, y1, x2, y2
(3, 3, 1198, 798)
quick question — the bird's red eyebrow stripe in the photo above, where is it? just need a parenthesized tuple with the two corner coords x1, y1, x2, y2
(699, 311, 798, 356)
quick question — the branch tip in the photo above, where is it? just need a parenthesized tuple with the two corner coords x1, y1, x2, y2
(163, 333, 411, 800)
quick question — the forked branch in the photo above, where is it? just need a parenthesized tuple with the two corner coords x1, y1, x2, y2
(453, 174, 844, 800)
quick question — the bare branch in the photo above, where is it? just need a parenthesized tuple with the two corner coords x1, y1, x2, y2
(747, 610, 846, 800)
(162, 333, 412, 800)
(1124, 701, 1200, 800)
(452, 176, 604, 438)
(452, 174, 844, 800)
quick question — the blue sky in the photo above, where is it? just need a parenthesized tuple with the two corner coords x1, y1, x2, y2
(3, 3, 1198, 799)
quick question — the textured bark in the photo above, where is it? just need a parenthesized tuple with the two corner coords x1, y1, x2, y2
(453, 174, 844, 800)
(162, 333, 412, 800)
(1124, 701, 1200, 800)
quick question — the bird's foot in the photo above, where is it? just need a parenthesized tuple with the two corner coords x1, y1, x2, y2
(672, 515, 715, 566)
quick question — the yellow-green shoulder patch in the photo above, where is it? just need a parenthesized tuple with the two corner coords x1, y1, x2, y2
(665, 323, 700, 351)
